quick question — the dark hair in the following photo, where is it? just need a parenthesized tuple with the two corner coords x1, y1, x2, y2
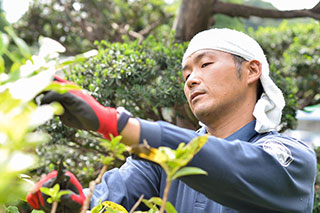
(231, 54, 246, 78)
(231, 54, 263, 100)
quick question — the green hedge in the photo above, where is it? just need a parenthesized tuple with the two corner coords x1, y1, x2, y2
(68, 36, 187, 120)
(252, 21, 320, 122)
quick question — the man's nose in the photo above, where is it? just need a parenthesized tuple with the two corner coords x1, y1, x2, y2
(186, 71, 201, 88)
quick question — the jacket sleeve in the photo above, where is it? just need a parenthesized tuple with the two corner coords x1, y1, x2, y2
(138, 119, 317, 212)
(90, 156, 161, 210)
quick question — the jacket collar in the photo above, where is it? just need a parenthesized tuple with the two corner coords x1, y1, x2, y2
(197, 120, 258, 142)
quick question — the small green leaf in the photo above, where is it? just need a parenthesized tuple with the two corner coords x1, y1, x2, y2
(111, 135, 123, 144)
(50, 102, 64, 116)
(0, 32, 9, 55)
(175, 143, 186, 158)
(47, 197, 53, 204)
(55, 57, 85, 69)
(101, 156, 114, 165)
(5, 26, 31, 58)
(5, 206, 19, 213)
(148, 197, 163, 206)
(172, 167, 208, 180)
(106, 207, 124, 213)
(115, 153, 125, 161)
(141, 199, 158, 210)
(40, 187, 51, 196)
(100, 140, 111, 149)
(52, 183, 60, 196)
(164, 201, 177, 213)
(142, 197, 177, 213)
(0, 56, 5, 74)
(55, 49, 97, 70)
(43, 82, 81, 94)
(31, 210, 45, 213)
(91, 199, 103, 213)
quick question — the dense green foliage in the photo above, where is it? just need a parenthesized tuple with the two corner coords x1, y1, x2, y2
(15, 0, 176, 55)
(0, 24, 85, 210)
(69, 36, 187, 120)
(252, 21, 320, 129)
(33, 122, 108, 186)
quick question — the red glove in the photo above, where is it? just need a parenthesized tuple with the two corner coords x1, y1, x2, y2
(26, 171, 85, 213)
(41, 76, 118, 139)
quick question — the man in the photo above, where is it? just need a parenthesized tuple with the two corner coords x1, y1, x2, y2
(27, 28, 316, 212)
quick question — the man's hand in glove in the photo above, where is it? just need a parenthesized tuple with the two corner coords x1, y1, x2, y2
(26, 171, 85, 213)
(41, 76, 122, 139)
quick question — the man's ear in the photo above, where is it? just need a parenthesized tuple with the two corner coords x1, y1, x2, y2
(246, 60, 262, 84)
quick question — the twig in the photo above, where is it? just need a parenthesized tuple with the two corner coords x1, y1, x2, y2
(129, 194, 144, 213)
(65, 140, 110, 155)
(51, 201, 58, 213)
(159, 180, 172, 213)
(213, 1, 320, 20)
(80, 165, 107, 213)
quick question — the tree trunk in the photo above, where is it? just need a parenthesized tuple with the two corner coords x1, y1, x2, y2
(172, 0, 217, 129)
(173, 0, 217, 42)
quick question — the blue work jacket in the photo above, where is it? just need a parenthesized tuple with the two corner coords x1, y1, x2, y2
(90, 120, 316, 212)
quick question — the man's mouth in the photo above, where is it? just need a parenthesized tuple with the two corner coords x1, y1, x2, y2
(190, 91, 205, 102)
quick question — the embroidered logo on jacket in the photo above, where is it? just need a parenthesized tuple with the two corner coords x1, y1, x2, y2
(262, 139, 294, 167)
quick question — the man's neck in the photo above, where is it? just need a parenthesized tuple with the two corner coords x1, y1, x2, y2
(205, 116, 255, 138)
(201, 88, 258, 138)
(205, 110, 255, 139)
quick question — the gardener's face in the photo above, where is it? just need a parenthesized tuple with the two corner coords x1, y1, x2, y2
(183, 49, 247, 124)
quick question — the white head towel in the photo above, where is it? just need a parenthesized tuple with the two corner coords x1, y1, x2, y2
(182, 28, 285, 133)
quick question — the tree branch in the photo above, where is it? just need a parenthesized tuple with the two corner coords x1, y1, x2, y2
(212, 1, 320, 20)
(311, 1, 320, 13)
(111, 22, 144, 41)
(139, 14, 174, 36)
(80, 165, 107, 213)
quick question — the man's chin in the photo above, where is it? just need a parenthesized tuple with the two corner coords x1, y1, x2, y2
(193, 109, 210, 121)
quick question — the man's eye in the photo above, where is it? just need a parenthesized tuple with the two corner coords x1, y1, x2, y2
(201, 62, 212, 68)
(185, 74, 190, 81)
